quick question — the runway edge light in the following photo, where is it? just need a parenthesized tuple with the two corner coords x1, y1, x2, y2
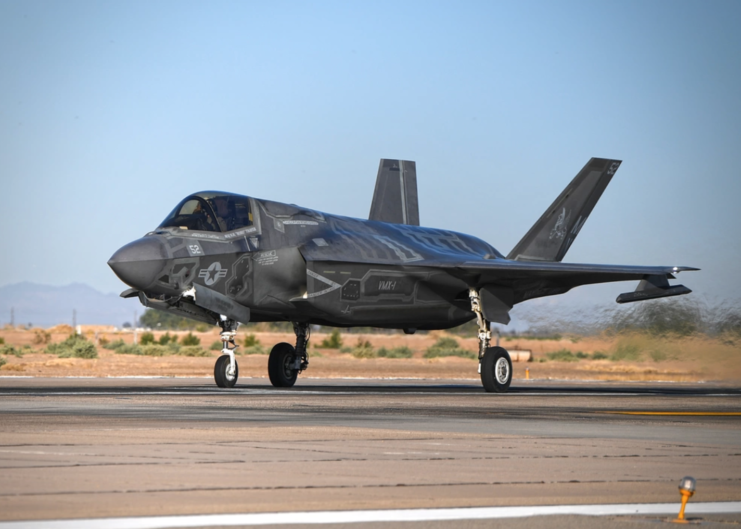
(672, 476, 696, 523)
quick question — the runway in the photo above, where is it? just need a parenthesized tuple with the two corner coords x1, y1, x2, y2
(0, 377, 739, 527)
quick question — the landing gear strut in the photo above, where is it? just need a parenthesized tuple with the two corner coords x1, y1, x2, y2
(469, 289, 512, 393)
(214, 316, 239, 388)
(268, 322, 310, 388)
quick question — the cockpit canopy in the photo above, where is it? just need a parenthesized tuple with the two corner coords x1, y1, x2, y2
(159, 192, 253, 233)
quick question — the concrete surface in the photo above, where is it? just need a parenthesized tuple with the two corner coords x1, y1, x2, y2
(0, 377, 739, 527)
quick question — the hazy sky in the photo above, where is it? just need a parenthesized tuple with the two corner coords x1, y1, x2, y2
(1, 0, 740, 310)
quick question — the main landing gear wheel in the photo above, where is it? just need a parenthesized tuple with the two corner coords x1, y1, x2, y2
(481, 346, 512, 393)
(214, 355, 238, 388)
(268, 342, 299, 388)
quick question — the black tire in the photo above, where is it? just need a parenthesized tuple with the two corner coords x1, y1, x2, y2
(268, 342, 298, 388)
(480, 346, 512, 393)
(214, 355, 238, 388)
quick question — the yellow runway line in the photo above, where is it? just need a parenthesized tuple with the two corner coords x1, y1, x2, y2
(600, 411, 741, 416)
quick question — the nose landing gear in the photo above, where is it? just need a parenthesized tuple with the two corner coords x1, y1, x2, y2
(214, 316, 239, 388)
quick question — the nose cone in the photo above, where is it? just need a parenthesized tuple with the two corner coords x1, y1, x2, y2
(108, 237, 167, 291)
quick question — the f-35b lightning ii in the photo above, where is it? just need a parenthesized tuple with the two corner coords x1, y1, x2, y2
(108, 158, 697, 392)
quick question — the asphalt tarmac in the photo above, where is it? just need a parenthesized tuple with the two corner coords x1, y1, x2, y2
(0, 377, 739, 528)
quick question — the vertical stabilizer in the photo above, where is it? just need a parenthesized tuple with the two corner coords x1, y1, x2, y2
(506, 158, 622, 262)
(369, 159, 419, 226)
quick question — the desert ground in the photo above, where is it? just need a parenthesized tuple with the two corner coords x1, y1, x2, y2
(1, 325, 739, 383)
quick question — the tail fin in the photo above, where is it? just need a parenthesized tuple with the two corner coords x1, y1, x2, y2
(507, 158, 621, 262)
(369, 159, 419, 226)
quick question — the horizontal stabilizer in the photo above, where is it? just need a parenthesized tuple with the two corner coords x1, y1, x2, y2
(616, 275, 692, 304)
(369, 159, 419, 226)
(507, 158, 622, 262)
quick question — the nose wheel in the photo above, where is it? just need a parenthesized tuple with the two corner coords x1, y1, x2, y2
(214, 316, 239, 388)
(214, 354, 238, 388)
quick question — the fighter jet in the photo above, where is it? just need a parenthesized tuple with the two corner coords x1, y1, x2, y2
(108, 158, 697, 392)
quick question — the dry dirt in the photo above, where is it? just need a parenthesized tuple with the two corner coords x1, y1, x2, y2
(1, 327, 739, 382)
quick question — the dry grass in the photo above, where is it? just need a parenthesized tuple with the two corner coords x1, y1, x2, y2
(0, 327, 738, 382)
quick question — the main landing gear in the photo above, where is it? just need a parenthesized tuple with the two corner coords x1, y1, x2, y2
(469, 289, 512, 393)
(268, 322, 310, 388)
(214, 316, 239, 388)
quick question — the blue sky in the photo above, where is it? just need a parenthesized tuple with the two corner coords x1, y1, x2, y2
(1, 0, 740, 311)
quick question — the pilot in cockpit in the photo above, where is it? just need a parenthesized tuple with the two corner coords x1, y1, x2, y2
(211, 198, 235, 232)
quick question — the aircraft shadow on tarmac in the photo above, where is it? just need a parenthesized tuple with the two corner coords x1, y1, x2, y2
(1, 381, 737, 397)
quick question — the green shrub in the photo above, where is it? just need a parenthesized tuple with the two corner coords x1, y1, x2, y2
(58, 341, 97, 359)
(244, 334, 260, 347)
(181, 332, 200, 346)
(351, 346, 376, 359)
(210, 340, 223, 351)
(177, 346, 209, 357)
(113, 344, 143, 355)
(349, 337, 376, 358)
(138, 345, 170, 356)
(104, 339, 126, 350)
(376, 346, 413, 358)
(0, 337, 4, 344)
(611, 343, 641, 361)
(0, 345, 22, 357)
(159, 332, 178, 345)
(241, 344, 267, 355)
(99, 337, 109, 346)
(649, 350, 667, 362)
(47, 334, 98, 359)
(0, 356, 5, 368)
(546, 349, 579, 362)
(432, 337, 459, 349)
(592, 351, 609, 360)
(140, 332, 155, 345)
(575, 351, 589, 359)
(320, 329, 343, 349)
(48, 335, 97, 359)
(424, 337, 475, 359)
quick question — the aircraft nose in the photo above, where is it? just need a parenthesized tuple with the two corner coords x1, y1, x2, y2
(108, 237, 167, 291)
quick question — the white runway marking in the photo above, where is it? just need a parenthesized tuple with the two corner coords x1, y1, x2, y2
(2, 502, 740, 529)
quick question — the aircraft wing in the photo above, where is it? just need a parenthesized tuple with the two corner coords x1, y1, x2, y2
(420, 259, 699, 323)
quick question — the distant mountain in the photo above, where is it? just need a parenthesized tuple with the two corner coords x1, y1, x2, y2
(0, 282, 141, 328)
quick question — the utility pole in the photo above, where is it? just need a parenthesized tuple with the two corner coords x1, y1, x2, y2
(10, 307, 14, 327)
(133, 311, 138, 344)
(72, 309, 77, 329)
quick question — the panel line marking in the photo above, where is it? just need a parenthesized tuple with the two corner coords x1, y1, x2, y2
(1, 502, 740, 529)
